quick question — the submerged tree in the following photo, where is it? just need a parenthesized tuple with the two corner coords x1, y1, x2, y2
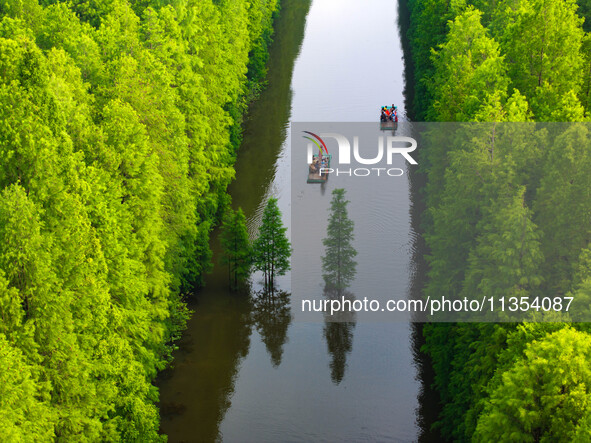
(322, 188, 357, 291)
(220, 207, 252, 291)
(320, 189, 357, 383)
(252, 198, 291, 293)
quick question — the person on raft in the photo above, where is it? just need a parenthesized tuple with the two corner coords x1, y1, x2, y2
(391, 104, 398, 122)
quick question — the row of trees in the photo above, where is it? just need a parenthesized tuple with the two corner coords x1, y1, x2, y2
(220, 198, 291, 293)
(0, 0, 279, 440)
(406, 0, 591, 440)
(219, 188, 355, 382)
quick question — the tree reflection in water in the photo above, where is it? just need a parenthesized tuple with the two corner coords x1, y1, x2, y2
(323, 289, 356, 384)
(252, 290, 292, 367)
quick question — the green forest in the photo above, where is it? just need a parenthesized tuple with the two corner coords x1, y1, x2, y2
(4, 0, 591, 438)
(406, 0, 591, 439)
(0, 0, 278, 439)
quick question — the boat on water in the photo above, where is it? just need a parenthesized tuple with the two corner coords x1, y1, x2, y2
(307, 153, 332, 184)
(380, 105, 398, 131)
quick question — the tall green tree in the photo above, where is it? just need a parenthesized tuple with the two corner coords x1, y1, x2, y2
(321, 188, 357, 291)
(252, 198, 291, 293)
(460, 187, 544, 315)
(534, 124, 591, 294)
(220, 207, 252, 291)
(429, 7, 509, 122)
(492, 0, 585, 119)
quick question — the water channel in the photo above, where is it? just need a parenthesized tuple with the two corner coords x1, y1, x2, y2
(158, 1, 438, 441)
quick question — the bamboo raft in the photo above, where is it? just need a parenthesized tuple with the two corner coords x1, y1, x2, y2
(380, 121, 398, 130)
(307, 153, 332, 183)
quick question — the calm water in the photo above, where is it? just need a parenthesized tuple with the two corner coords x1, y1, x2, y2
(158, 1, 436, 441)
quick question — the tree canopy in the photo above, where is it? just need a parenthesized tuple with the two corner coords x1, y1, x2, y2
(0, 0, 279, 438)
(406, 0, 591, 438)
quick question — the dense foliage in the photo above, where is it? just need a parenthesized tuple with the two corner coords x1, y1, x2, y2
(406, 0, 591, 440)
(0, 0, 278, 439)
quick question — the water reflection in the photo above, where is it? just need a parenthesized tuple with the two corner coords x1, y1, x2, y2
(252, 291, 292, 367)
(158, 1, 311, 439)
(405, 133, 441, 440)
(159, 0, 435, 439)
(323, 289, 356, 384)
(411, 322, 442, 442)
(404, 112, 442, 441)
(229, 0, 313, 221)
(158, 292, 254, 441)
(397, 0, 416, 120)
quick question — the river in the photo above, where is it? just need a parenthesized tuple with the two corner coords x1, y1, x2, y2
(157, 0, 436, 441)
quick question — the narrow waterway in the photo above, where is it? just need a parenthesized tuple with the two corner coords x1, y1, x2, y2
(158, 1, 434, 441)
